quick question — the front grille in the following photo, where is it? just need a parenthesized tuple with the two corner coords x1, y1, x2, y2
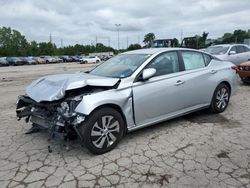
(239, 66, 250, 71)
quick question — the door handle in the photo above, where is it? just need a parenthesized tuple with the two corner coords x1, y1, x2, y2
(210, 70, 217, 74)
(174, 80, 185, 86)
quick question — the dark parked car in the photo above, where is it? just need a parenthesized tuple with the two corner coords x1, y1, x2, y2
(21, 57, 37, 65)
(6, 57, 25, 66)
(60, 56, 73, 62)
(0, 57, 9, 66)
(71, 56, 81, 62)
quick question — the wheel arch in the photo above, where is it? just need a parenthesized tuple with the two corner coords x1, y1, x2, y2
(209, 80, 232, 105)
(88, 103, 128, 134)
(220, 81, 231, 95)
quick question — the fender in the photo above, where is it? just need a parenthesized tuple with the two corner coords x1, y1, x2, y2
(74, 88, 136, 129)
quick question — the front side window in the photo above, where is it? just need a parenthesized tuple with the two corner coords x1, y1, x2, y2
(230, 46, 237, 54)
(147, 51, 179, 77)
(182, 51, 205, 70)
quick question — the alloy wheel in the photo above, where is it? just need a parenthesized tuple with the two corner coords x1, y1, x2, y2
(90, 115, 120, 149)
(215, 87, 229, 110)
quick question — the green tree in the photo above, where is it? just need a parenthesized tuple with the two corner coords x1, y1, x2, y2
(143, 33, 155, 47)
(172, 38, 179, 47)
(28, 41, 39, 56)
(127, 44, 141, 51)
(38, 42, 56, 55)
(199, 32, 209, 48)
(222, 33, 234, 43)
(0, 27, 29, 56)
(233, 29, 249, 43)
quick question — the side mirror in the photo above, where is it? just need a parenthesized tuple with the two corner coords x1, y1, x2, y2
(229, 51, 236, 55)
(142, 68, 156, 80)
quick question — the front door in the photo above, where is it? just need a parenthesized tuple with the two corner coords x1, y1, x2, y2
(132, 51, 185, 125)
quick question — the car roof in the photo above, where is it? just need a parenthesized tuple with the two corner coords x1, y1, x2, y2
(210, 44, 249, 48)
(122, 47, 202, 55)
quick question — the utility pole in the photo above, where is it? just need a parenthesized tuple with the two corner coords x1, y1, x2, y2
(180, 29, 183, 43)
(49, 33, 52, 43)
(138, 36, 140, 45)
(115, 24, 121, 50)
(126, 36, 129, 49)
(60, 39, 63, 48)
(95, 36, 98, 47)
(108, 37, 110, 47)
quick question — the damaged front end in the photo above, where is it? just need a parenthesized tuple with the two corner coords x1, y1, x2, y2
(16, 72, 121, 144)
(16, 94, 86, 141)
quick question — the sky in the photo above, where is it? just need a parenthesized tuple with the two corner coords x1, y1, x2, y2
(0, 0, 250, 49)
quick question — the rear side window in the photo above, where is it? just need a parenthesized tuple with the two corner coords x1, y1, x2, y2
(236, 46, 245, 54)
(243, 46, 250, 52)
(182, 51, 206, 70)
(203, 54, 212, 66)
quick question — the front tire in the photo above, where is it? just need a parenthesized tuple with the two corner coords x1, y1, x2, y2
(209, 83, 230, 113)
(80, 107, 125, 154)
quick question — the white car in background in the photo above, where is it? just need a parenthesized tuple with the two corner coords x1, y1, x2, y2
(205, 44, 250, 65)
(80, 56, 101, 64)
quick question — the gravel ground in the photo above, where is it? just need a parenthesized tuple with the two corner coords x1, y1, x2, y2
(0, 63, 250, 188)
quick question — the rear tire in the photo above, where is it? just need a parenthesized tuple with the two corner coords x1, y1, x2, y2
(209, 83, 230, 113)
(80, 107, 125, 155)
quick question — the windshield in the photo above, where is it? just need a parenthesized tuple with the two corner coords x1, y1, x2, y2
(90, 54, 151, 78)
(205, 46, 229, 55)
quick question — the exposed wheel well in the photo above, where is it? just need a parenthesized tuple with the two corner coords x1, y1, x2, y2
(220, 81, 231, 95)
(90, 104, 128, 134)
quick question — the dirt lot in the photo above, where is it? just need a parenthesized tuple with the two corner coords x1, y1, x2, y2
(0, 63, 250, 188)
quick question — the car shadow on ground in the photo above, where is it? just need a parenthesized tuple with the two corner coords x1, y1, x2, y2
(127, 108, 241, 138)
(26, 109, 241, 155)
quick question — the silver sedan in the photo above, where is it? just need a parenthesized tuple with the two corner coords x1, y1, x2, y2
(205, 44, 250, 65)
(16, 48, 238, 154)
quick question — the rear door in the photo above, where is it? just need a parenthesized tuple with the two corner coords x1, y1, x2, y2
(236, 45, 249, 63)
(242, 46, 250, 61)
(178, 51, 217, 107)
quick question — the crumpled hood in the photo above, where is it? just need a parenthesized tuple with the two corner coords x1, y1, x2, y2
(26, 72, 119, 102)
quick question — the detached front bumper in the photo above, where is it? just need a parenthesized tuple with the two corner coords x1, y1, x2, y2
(16, 95, 85, 140)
